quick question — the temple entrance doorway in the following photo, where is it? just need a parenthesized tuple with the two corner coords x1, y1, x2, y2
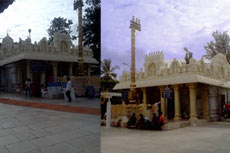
(146, 87, 160, 105)
(167, 90, 174, 120)
(45, 63, 53, 84)
(180, 86, 190, 120)
(58, 62, 69, 77)
(32, 72, 41, 97)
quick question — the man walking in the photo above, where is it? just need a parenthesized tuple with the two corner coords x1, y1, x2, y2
(66, 77, 72, 102)
(25, 78, 31, 97)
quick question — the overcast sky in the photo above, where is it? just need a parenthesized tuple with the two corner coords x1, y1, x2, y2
(102, 0, 230, 78)
(0, 0, 87, 45)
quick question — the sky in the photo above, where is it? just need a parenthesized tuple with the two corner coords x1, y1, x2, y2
(0, 0, 87, 45)
(101, 0, 230, 78)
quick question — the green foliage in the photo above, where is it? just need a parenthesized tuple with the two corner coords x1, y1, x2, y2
(101, 58, 119, 80)
(205, 31, 230, 63)
(101, 79, 119, 91)
(47, 17, 73, 44)
(83, 0, 100, 63)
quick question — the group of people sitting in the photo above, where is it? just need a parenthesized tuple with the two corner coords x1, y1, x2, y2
(127, 112, 166, 130)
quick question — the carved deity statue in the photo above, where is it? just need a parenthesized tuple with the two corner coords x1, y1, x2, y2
(184, 47, 193, 64)
(61, 41, 67, 52)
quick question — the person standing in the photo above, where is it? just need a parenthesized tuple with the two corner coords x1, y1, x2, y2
(25, 78, 31, 97)
(66, 77, 72, 102)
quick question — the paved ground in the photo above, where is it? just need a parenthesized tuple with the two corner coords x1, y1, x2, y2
(101, 122, 230, 153)
(0, 92, 100, 153)
(0, 103, 100, 153)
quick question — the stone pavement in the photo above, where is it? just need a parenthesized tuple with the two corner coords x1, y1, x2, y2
(101, 122, 230, 153)
(0, 103, 100, 153)
(0, 92, 100, 153)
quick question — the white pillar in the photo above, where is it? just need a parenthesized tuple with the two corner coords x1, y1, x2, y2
(69, 63, 73, 77)
(209, 86, 218, 120)
(173, 85, 181, 121)
(106, 97, 111, 128)
(142, 88, 147, 105)
(160, 87, 166, 116)
(88, 64, 91, 77)
(41, 72, 45, 85)
(52, 62, 58, 82)
(188, 83, 198, 121)
(17, 65, 22, 85)
(26, 60, 30, 79)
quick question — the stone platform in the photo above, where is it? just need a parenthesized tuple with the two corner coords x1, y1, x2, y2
(163, 119, 210, 130)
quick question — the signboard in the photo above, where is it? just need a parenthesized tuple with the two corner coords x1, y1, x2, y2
(162, 89, 173, 98)
(31, 60, 45, 72)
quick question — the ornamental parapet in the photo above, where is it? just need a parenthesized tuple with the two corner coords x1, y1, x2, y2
(119, 52, 230, 83)
(0, 32, 94, 60)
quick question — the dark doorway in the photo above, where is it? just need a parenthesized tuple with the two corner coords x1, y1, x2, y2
(58, 62, 68, 77)
(180, 86, 190, 120)
(32, 72, 41, 97)
(167, 93, 175, 120)
(147, 87, 160, 105)
(45, 63, 53, 85)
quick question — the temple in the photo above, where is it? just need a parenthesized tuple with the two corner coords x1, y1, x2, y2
(113, 51, 230, 123)
(0, 32, 99, 94)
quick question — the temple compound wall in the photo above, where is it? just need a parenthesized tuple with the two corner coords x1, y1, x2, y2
(113, 51, 230, 124)
(0, 32, 99, 94)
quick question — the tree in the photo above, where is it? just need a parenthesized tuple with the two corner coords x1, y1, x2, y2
(0, 0, 14, 13)
(101, 59, 119, 80)
(83, 0, 100, 63)
(47, 17, 73, 44)
(205, 30, 230, 63)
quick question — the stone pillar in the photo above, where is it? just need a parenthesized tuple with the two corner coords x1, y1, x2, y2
(173, 85, 181, 120)
(129, 17, 141, 103)
(160, 87, 166, 116)
(142, 87, 147, 105)
(41, 72, 45, 85)
(69, 63, 73, 77)
(202, 86, 209, 119)
(130, 27, 136, 92)
(26, 60, 30, 79)
(17, 65, 22, 85)
(52, 62, 58, 82)
(88, 63, 91, 77)
(208, 86, 218, 120)
(188, 83, 198, 121)
(77, 1, 84, 76)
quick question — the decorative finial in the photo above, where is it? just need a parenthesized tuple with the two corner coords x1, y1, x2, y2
(28, 29, 31, 38)
(6, 29, 10, 36)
